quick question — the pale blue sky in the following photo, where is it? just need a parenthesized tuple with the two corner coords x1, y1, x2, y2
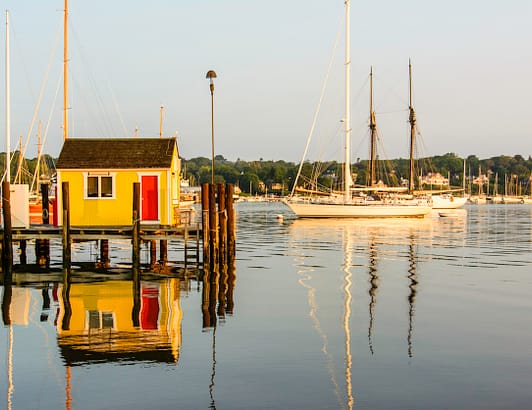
(2, 0, 531, 162)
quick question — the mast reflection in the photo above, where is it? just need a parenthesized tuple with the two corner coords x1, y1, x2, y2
(342, 227, 355, 410)
(407, 232, 418, 358)
(367, 234, 378, 355)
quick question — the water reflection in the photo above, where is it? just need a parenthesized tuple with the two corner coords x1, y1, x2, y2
(288, 216, 436, 408)
(407, 233, 417, 358)
(56, 278, 183, 365)
(341, 227, 355, 410)
(367, 235, 378, 355)
(1, 261, 236, 364)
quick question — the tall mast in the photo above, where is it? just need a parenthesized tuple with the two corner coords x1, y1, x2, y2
(408, 59, 416, 194)
(5, 10, 10, 183)
(16, 136, 23, 184)
(344, 0, 351, 202)
(369, 66, 377, 186)
(36, 122, 42, 190)
(63, 0, 69, 140)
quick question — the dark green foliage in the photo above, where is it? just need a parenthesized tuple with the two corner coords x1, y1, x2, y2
(181, 153, 532, 195)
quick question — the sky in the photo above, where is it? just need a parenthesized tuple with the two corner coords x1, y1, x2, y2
(1, 0, 531, 163)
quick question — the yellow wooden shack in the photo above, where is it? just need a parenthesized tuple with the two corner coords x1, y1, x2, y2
(55, 137, 181, 227)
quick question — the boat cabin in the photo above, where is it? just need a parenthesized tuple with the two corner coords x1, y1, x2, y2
(55, 137, 181, 227)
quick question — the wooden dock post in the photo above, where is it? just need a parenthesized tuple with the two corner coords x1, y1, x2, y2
(19, 240, 27, 265)
(150, 240, 157, 266)
(2, 181, 13, 274)
(100, 239, 109, 266)
(41, 183, 50, 224)
(217, 183, 227, 267)
(61, 182, 71, 268)
(132, 182, 141, 268)
(160, 240, 168, 264)
(35, 239, 50, 268)
(201, 183, 210, 269)
(226, 183, 236, 258)
(209, 183, 218, 268)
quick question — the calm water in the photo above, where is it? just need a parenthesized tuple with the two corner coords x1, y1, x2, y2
(1, 202, 532, 409)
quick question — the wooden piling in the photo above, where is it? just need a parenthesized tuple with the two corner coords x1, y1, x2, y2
(132, 182, 141, 268)
(61, 182, 71, 268)
(19, 240, 27, 265)
(209, 183, 217, 268)
(35, 239, 50, 268)
(2, 181, 13, 274)
(201, 183, 210, 268)
(226, 183, 236, 258)
(41, 183, 50, 224)
(160, 240, 168, 264)
(150, 240, 157, 266)
(100, 239, 109, 266)
(217, 183, 227, 267)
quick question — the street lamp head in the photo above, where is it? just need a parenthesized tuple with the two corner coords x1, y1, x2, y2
(206, 70, 217, 94)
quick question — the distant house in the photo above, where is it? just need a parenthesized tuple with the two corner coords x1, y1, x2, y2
(55, 137, 181, 227)
(419, 172, 449, 188)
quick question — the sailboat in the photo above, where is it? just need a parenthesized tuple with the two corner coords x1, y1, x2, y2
(283, 1, 430, 219)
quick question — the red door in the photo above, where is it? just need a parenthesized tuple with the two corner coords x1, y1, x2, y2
(141, 175, 158, 221)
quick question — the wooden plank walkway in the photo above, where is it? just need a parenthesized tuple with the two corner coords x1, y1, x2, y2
(2, 224, 202, 241)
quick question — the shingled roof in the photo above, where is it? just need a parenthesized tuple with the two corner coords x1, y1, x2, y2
(56, 137, 178, 169)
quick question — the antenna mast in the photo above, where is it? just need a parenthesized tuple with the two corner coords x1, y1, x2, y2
(5, 10, 11, 182)
(408, 59, 416, 194)
(343, 0, 351, 202)
(63, 0, 69, 140)
(369, 67, 377, 186)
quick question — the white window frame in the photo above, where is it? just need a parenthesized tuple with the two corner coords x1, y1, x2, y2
(83, 172, 116, 199)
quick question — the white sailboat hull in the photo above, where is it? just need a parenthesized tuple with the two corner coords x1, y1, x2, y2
(283, 199, 431, 218)
(431, 195, 467, 209)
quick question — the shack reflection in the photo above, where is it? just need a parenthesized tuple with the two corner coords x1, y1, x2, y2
(56, 279, 183, 365)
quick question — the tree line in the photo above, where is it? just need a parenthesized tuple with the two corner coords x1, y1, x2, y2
(3, 151, 531, 196)
(183, 152, 532, 196)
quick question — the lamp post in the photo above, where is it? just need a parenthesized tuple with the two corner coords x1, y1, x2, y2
(206, 70, 217, 184)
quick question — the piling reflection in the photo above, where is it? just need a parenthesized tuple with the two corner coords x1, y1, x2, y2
(200, 257, 237, 410)
(202, 257, 237, 329)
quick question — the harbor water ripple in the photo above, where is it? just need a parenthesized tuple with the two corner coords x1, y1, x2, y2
(1, 202, 532, 409)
